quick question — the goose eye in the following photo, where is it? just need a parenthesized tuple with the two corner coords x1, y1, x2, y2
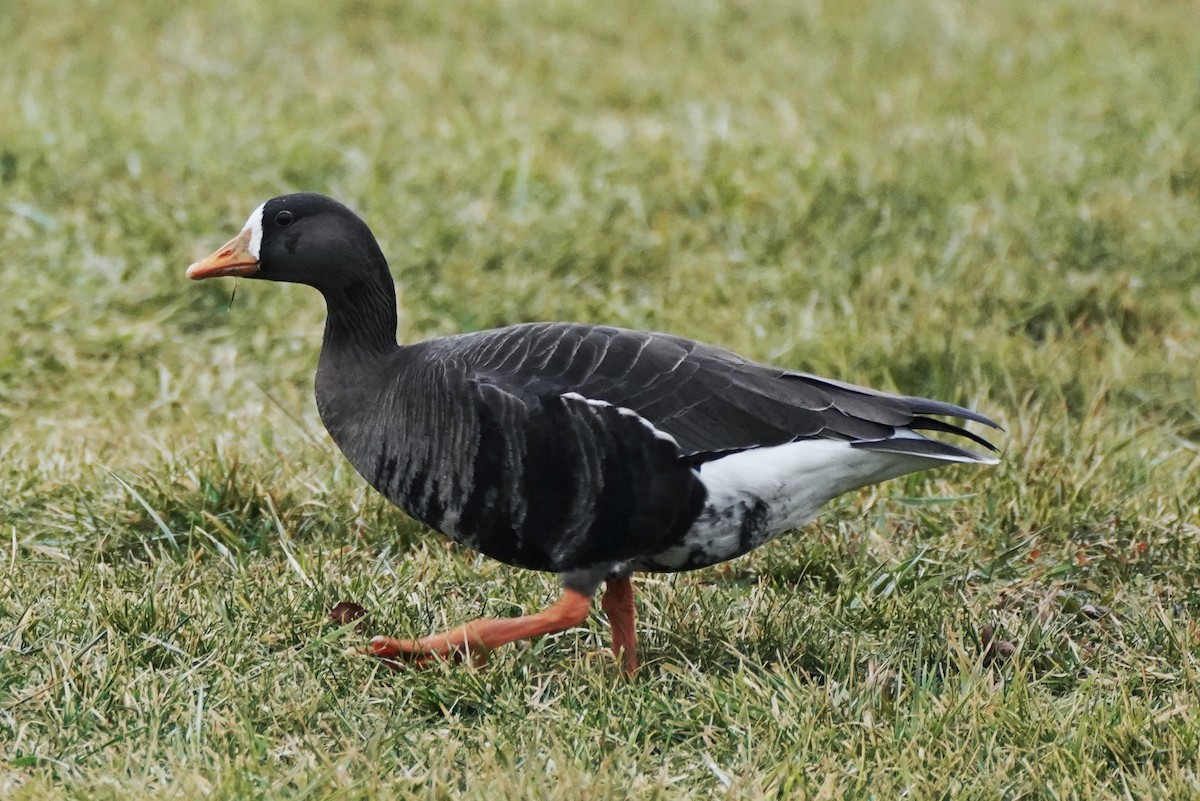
(275, 210, 294, 227)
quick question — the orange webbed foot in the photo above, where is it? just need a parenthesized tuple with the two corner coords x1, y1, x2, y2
(364, 631, 490, 669)
(355, 588, 592, 671)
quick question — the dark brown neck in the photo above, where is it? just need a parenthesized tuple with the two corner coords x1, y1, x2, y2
(319, 273, 400, 367)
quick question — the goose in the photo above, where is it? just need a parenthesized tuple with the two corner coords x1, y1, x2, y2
(187, 193, 1000, 673)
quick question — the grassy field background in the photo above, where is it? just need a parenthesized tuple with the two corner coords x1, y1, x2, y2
(3, 0, 1200, 797)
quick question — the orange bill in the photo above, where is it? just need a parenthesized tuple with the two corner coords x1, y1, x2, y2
(186, 227, 260, 280)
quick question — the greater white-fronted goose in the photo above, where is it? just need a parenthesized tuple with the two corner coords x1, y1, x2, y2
(187, 193, 1000, 673)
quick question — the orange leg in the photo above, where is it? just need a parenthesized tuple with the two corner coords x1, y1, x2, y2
(367, 588, 592, 668)
(601, 575, 639, 674)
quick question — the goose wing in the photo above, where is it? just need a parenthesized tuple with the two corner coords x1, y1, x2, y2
(439, 322, 1000, 463)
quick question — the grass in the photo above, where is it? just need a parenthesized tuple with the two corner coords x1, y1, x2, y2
(2, 0, 1200, 797)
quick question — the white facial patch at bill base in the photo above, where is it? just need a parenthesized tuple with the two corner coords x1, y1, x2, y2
(243, 203, 266, 259)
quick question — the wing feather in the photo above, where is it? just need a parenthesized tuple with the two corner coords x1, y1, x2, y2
(437, 323, 999, 458)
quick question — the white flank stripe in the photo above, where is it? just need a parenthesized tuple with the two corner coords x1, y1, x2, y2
(561, 392, 679, 446)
